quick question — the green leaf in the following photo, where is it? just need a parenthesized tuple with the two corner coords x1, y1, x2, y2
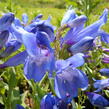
(0, 81, 9, 95)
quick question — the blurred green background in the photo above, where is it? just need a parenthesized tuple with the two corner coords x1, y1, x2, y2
(0, 0, 109, 28)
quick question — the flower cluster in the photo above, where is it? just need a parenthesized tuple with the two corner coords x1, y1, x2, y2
(0, 8, 109, 109)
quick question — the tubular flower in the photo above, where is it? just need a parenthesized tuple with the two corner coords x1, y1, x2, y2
(102, 53, 109, 63)
(40, 93, 72, 109)
(55, 67, 88, 99)
(93, 78, 109, 92)
(0, 30, 9, 49)
(86, 92, 109, 107)
(24, 49, 55, 82)
(55, 53, 88, 100)
(0, 14, 55, 82)
(99, 68, 109, 77)
(22, 13, 28, 25)
(69, 37, 94, 54)
(0, 12, 14, 31)
(40, 93, 57, 109)
(0, 39, 22, 58)
(61, 9, 108, 54)
(61, 6, 77, 26)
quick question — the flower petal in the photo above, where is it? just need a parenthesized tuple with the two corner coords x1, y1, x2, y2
(22, 13, 28, 25)
(99, 68, 109, 77)
(11, 25, 39, 57)
(66, 53, 85, 67)
(55, 67, 87, 99)
(0, 30, 9, 48)
(0, 40, 21, 58)
(86, 92, 109, 107)
(98, 30, 109, 43)
(67, 15, 87, 28)
(36, 31, 53, 51)
(0, 13, 14, 31)
(61, 7, 77, 25)
(55, 60, 69, 71)
(76, 9, 108, 41)
(69, 37, 94, 54)
(93, 79, 109, 92)
(24, 57, 46, 82)
(40, 93, 56, 109)
(0, 51, 27, 68)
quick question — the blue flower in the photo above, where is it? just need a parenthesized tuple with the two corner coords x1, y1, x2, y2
(61, 15, 87, 46)
(0, 51, 28, 68)
(55, 53, 85, 71)
(22, 13, 28, 25)
(99, 68, 109, 77)
(55, 67, 88, 100)
(61, 7, 77, 25)
(0, 39, 21, 58)
(25, 17, 55, 42)
(0, 30, 9, 49)
(24, 49, 55, 82)
(40, 93, 57, 109)
(102, 53, 109, 63)
(40, 93, 72, 109)
(69, 37, 94, 54)
(93, 78, 109, 92)
(32, 14, 43, 22)
(54, 53, 88, 99)
(61, 9, 108, 52)
(86, 92, 109, 107)
(16, 104, 25, 109)
(0, 16, 56, 82)
(0, 13, 14, 31)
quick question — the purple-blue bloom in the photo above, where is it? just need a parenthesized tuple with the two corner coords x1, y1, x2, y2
(16, 104, 25, 109)
(32, 14, 43, 22)
(69, 37, 94, 54)
(0, 51, 28, 68)
(93, 78, 109, 92)
(61, 7, 77, 26)
(22, 13, 28, 25)
(99, 68, 109, 77)
(61, 15, 87, 46)
(55, 53, 85, 71)
(55, 67, 88, 99)
(25, 17, 55, 42)
(61, 8, 108, 52)
(0, 39, 21, 58)
(40, 93, 57, 109)
(102, 53, 109, 63)
(0, 30, 9, 49)
(24, 49, 55, 82)
(86, 92, 109, 107)
(0, 13, 14, 31)
(55, 53, 87, 99)
(40, 93, 72, 109)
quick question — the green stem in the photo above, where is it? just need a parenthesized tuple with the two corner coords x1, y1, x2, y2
(31, 81, 40, 109)
(54, 24, 68, 59)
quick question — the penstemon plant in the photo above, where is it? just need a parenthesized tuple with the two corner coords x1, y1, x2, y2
(0, 6, 109, 109)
